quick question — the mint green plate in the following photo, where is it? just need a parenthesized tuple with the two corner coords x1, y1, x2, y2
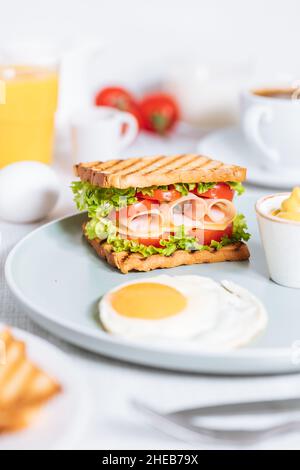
(5, 196, 300, 375)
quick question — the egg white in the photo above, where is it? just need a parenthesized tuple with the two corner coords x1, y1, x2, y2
(99, 275, 268, 350)
(99, 275, 219, 340)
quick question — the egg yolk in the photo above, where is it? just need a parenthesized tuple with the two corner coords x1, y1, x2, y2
(111, 282, 187, 319)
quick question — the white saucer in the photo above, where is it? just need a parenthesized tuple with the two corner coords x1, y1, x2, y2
(0, 325, 91, 450)
(197, 126, 300, 189)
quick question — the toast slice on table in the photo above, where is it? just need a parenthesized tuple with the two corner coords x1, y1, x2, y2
(74, 154, 246, 189)
(0, 405, 41, 433)
(0, 329, 61, 433)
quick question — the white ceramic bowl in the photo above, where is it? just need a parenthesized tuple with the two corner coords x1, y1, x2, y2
(256, 193, 300, 288)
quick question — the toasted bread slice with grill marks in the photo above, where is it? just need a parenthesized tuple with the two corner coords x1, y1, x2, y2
(74, 154, 246, 189)
(0, 329, 61, 408)
(83, 224, 250, 274)
(0, 328, 62, 433)
(0, 405, 41, 432)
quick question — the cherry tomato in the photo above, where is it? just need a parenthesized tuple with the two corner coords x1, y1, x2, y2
(123, 101, 144, 128)
(94, 86, 144, 128)
(95, 86, 135, 109)
(190, 223, 233, 245)
(139, 93, 179, 134)
(136, 185, 181, 203)
(193, 183, 234, 201)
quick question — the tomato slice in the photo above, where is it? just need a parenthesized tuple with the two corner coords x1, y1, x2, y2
(193, 183, 234, 201)
(127, 235, 162, 247)
(190, 223, 233, 245)
(136, 186, 181, 203)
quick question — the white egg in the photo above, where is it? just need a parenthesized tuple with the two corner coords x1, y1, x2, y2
(99, 275, 268, 351)
(0, 161, 59, 223)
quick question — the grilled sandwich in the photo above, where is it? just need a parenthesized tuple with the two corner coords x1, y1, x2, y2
(72, 154, 250, 273)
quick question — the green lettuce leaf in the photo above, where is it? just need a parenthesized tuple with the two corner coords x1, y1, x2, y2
(141, 181, 245, 197)
(231, 213, 250, 242)
(85, 217, 117, 240)
(195, 182, 216, 194)
(209, 214, 250, 250)
(137, 183, 197, 197)
(84, 214, 251, 258)
(173, 183, 196, 196)
(228, 181, 245, 196)
(106, 231, 203, 258)
(71, 180, 246, 218)
(137, 185, 168, 197)
(71, 181, 137, 217)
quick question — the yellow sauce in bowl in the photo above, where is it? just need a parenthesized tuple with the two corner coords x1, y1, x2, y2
(272, 187, 300, 221)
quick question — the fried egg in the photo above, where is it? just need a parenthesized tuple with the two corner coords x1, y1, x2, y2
(99, 275, 268, 351)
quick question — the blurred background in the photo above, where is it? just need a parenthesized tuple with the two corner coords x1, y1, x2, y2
(1, 0, 298, 68)
(1, 0, 299, 123)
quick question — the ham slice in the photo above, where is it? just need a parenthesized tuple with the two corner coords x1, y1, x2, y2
(163, 195, 235, 231)
(204, 199, 236, 229)
(162, 194, 207, 229)
(116, 194, 236, 239)
(117, 209, 165, 238)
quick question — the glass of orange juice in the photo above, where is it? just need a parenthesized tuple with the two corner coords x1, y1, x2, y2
(0, 45, 59, 167)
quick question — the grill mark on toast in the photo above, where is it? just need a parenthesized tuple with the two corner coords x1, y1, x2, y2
(179, 155, 210, 170)
(162, 154, 202, 173)
(90, 159, 142, 186)
(101, 158, 142, 174)
(192, 161, 223, 172)
(164, 154, 198, 172)
(115, 156, 164, 177)
(76, 154, 246, 188)
(142, 154, 184, 175)
(94, 160, 123, 171)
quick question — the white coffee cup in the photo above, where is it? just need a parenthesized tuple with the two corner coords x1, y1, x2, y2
(240, 87, 300, 171)
(71, 107, 139, 163)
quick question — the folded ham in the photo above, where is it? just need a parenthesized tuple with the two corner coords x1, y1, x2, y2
(164, 195, 236, 231)
(116, 194, 236, 238)
(117, 209, 165, 238)
(204, 198, 236, 230)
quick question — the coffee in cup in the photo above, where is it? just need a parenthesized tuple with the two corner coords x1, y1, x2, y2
(240, 85, 300, 171)
(252, 87, 300, 100)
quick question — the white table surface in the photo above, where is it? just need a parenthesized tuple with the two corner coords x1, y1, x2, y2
(1, 128, 300, 450)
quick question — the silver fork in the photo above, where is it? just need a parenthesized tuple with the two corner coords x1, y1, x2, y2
(132, 397, 300, 445)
